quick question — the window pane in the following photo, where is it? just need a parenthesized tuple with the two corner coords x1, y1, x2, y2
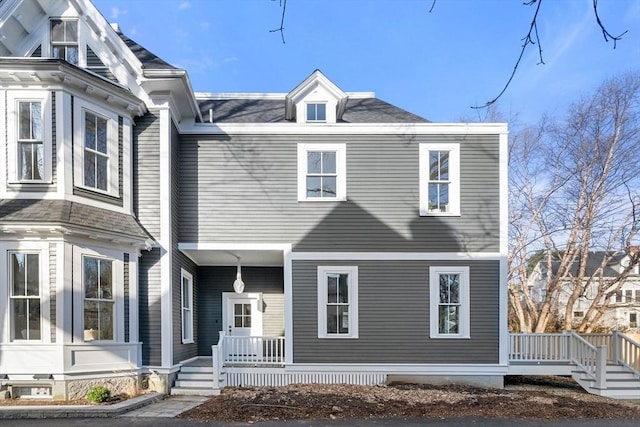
(11, 299, 27, 340)
(327, 275, 338, 303)
(234, 316, 242, 328)
(85, 113, 96, 149)
(439, 183, 449, 210)
(84, 300, 98, 339)
(28, 300, 41, 340)
(96, 155, 108, 191)
(19, 102, 30, 140)
(234, 304, 242, 316)
(316, 104, 326, 121)
(65, 20, 78, 42)
(306, 176, 321, 198)
(244, 315, 251, 328)
(99, 259, 112, 299)
(84, 257, 98, 298)
(84, 151, 96, 187)
(307, 152, 321, 173)
(338, 305, 349, 334)
(322, 176, 336, 197)
(439, 152, 449, 180)
(66, 46, 78, 65)
(35, 142, 44, 180)
(322, 152, 336, 174)
(306, 104, 315, 121)
(338, 274, 349, 303)
(326, 306, 338, 334)
(26, 254, 39, 296)
(31, 102, 42, 140)
(182, 278, 189, 306)
(51, 20, 64, 42)
(243, 304, 251, 316)
(12, 253, 26, 296)
(429, 151, 440, 180)
(439, 306, 459, 334)
(98, 302, 113, 340)
(449, 274, 459, 304)
(96, 116, 108, 153)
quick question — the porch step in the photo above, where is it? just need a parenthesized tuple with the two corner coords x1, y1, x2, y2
(170, 387, 221, 396)
(176, 372, 214, 381)
(180, 366, 213, 374)
(572, 366, 640, 400)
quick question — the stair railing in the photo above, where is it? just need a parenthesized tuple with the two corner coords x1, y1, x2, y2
(568, 331, 606, 389)
(612, 331, 640, 378)
(211, 331, 226, 389)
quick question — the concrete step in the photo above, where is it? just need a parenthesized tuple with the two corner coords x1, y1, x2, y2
(176, 372, 214, 381)
(175, 379, 216, 388)
(170, 387, 221, 396)
(180, 366, 213, 374)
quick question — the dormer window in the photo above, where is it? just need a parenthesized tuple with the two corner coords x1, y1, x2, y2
(51, 19, 78, 65)
(306, 103, 326, 122)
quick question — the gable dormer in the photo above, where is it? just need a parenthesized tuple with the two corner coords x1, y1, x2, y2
(285, 70, 348, 124)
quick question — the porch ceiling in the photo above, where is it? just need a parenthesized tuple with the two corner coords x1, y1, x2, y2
(179, 248, 284, 267)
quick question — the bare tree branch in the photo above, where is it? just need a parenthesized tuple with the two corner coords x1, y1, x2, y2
(472, 0, 544, 110)
(429, 0, 437, 14)
(270, 0, 287, 44)
(593, 0, 628, 48)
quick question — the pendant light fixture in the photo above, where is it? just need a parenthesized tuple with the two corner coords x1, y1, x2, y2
(233, 256, 245, 294)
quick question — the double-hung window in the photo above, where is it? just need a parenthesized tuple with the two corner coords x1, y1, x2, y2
(306, 103, 326, 122)
(9, 253, 41, 341)
(419, 143, 460, 216)
(181, 269, 194, 343)
(298, 143, 346, 201)
(429, 266, 469, 339)
(317, 266, 358, 338)
(83, 256, 114, 341)
(50, 19, 78, 65)
(84, 111, 109, 191)
(17, 101, 44, 181)
(74, 100, 119, 196)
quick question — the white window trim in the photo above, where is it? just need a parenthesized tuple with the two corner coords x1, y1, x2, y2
(419, 143, 460, 216)
(6, 91, 53, 184)
(297, 143, 347, 202)
(317, 265, 358, 339)
(305, 102, 327, 123)
(429, 266, 470, 339)
(181, 269, 194, 344)
(73, 247, 123, 342)
(73, 99, 119, 197)
(0, 242, 51, 344)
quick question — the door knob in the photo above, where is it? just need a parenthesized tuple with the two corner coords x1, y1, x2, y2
(228, 325, 232, 334)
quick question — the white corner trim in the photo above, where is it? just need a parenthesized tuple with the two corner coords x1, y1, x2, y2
(498, 130, 509, 366)
(158, 105, 173, 368)
(283, 246, 293, 364)
(178, 243, 292, 252)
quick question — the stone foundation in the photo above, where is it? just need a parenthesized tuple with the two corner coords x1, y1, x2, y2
(66, 374, 139, 400)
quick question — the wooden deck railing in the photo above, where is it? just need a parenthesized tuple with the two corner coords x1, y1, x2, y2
(613, 332, 640, 376)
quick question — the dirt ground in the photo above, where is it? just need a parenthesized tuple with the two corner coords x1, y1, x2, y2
(178, 376, 640, 423)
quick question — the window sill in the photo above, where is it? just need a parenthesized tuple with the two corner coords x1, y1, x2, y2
(298, 198, 346, 202)
(318, 334, 359, 339)
(429, 334, 471, 339)
(419, 211, 461, 217)
(182, 339, 195, 344)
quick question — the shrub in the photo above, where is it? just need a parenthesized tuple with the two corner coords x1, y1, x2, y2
(87, 385, 111, 403)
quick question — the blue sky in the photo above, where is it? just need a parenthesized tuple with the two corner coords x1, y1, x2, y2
(92, 0, 640, 123)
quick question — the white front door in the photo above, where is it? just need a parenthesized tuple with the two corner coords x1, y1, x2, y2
(222, 293, 263, 360)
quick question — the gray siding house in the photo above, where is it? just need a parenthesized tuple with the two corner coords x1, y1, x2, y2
(0, 0, 508, 399)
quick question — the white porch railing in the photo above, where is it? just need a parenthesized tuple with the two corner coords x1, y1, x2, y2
(509, 332, 606, 388)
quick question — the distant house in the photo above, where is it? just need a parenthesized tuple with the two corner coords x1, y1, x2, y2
(0, 0, 508, 398)
(528, 250, 640, 330)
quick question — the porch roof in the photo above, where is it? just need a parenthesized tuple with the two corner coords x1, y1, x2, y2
(178, 243, 288, 266)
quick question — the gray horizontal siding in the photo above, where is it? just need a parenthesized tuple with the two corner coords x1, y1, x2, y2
(139, 248, 162, 366)
(133, 111, 161, 238)
(178, 134, 500, 252)
(292, 260, 500, 364)
(172, 121, 199, 364)
(196, 266, 284, 356)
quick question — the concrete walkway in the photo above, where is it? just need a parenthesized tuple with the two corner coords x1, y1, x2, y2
(120, 395, 209, 418)
(0, 392, 210, 419)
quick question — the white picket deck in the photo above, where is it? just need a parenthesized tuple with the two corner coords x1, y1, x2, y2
(172, 331, 640, 399)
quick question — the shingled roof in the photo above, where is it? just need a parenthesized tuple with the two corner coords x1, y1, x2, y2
(0, 199, 152, 242)
(540, 252, 637, 278)
(117, 31, 177, 70)
(197, 97, 430, 123)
